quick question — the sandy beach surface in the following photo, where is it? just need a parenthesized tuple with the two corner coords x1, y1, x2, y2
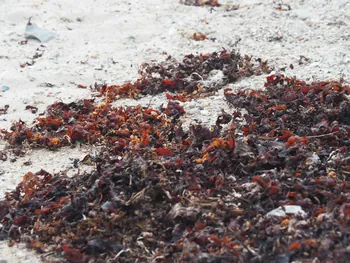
(0, 0, 349, 261)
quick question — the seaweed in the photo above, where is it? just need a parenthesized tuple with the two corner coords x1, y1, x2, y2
(0, 52, 349, 262)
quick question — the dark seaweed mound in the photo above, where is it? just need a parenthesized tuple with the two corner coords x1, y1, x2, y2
(0, 50, 349, 263)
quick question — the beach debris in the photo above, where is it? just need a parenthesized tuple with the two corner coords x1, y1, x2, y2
(305, 152, 320, 166)
(92, 49, 270, 103)
(18, 40, 28, 45)
(180, 0, 220, 7)
(268, 32, 284, 42)
(77, 84, 87, 89)
(24, 19, 56, 43)
(266, 205, 307, 218)
(25, 105, 38, 114)
(1, 86, 9, 92)
(0, 151, 7, 161)
(38, 82, 55, 88)
(20, 62, 34, 68)
(0, 51, 349, 262)
(192, 32, 207, 41)
(0, 105, 9, 115)
(273, 0, 291, 11)
(20, 46, 46, 68)
(298, 55, 310, 65)
(22, 161, 32, 166)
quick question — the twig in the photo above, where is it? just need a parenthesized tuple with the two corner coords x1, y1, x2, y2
(232, 37, 241, 47)
(105, 89, 109, 104)
(112, 249, 130, 260)
(125, 186, 149, 206)
(259, 131, 339, 141)
(306, 131, 339, 139)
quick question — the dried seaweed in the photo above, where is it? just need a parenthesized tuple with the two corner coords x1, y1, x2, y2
(0, 104, 9, 115)
(1, 100, 184, 152)
(0, 53, 349, 262)
(93, 49, 270, 103)
(192, 32, 207, 41)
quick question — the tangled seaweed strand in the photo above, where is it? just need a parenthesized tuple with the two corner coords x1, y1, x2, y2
(1, 65, 350, 262)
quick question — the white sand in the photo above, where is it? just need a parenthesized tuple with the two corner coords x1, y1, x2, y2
(0, 0, 349, 261)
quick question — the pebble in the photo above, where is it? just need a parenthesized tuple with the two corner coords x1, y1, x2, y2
(0, 259, 8, 263)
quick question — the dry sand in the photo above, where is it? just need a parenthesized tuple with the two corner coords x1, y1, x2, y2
(0, 0, 349, 261)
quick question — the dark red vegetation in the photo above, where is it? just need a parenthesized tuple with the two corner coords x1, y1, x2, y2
(180, 0, 220, 7)
(0, 104, 9, 115)
(0, 50, 349, 263)
(92, 49, 269, 103)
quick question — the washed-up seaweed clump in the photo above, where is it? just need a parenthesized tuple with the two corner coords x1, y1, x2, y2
(1, 49, 268, 151)
(1, 100, 185, 152)
(93, 49, 269, 103)
(0, 66, 350, 262)
(0, 104, 9, 116)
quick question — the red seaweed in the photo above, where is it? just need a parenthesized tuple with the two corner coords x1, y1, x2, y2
(0, 52, 349, 262)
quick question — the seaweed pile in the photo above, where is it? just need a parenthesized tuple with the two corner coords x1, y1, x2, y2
(2, 101, 185, 151)
(93, 49, 269, 103)
(0, 50, 349, 263)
